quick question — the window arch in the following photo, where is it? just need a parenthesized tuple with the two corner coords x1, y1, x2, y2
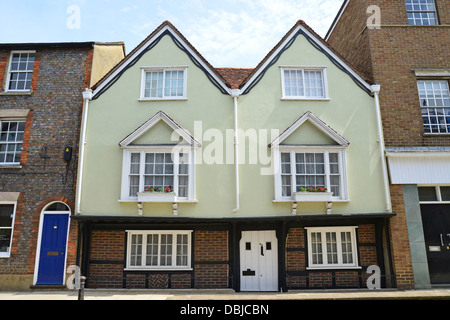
(42, 202, 70, 212)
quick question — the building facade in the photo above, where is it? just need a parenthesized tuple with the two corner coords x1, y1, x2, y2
(75, 21, 395, 292)
(326, 0, 450, 289)
(0, 42, 124, 290)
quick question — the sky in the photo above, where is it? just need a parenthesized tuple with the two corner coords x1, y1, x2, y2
(0, 0, 345, 68)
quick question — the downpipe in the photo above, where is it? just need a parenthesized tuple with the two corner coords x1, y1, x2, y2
(231, 89, 240, 214)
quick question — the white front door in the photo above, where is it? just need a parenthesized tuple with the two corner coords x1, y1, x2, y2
(240, 230, 278, 291)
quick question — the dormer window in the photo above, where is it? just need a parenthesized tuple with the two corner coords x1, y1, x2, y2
(140, 67, 187, 100)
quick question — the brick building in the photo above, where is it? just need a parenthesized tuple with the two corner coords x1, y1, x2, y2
(0, 42, 124, 290)
(326, 0, 450, 289)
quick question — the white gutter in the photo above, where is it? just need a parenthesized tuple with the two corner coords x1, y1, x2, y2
(231, 89, 240, 213)
(372, 84, 392, 212)
(76, 88, 93, 214)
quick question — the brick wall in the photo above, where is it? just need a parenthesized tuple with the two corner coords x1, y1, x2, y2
(86, 229, 230, 289)
(0, 46, 94, 288)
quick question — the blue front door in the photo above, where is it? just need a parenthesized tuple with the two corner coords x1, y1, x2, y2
(37, 214, 69, 285)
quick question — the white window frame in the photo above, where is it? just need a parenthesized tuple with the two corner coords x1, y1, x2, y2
(6, 51, 36, 93)
(273, 147, 348, 201)
(0, 201, 17, 258)
(125, 230, 192, 270)
(305, 226, 360, 270)
(417, 80, 450, 134)
(405, 0, 438, 26)
(418, 184, 450, 204)
(280, 66, 329, 100)
(0, 118, 26, 166)
(140, 67, 188, 100)
(120, 147, 196, 202)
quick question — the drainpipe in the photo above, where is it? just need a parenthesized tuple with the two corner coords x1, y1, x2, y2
(76, 88, 93, 214)
(372, 84, 392, 212)
(231, 89, 240, 214)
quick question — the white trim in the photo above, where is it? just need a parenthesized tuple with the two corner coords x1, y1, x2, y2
(33, 201, 71, 286)
(125, 230, 193, 270)
(240, 23, 372, 95)
(92, 24, 231, 98)
(305, 226, 359, 269)
(139, 66, 188, 100)
(0, 201, 17, 258)
(270, 111, 349, 148)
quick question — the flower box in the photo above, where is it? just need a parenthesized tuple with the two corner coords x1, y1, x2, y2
(137, 192, 177, 203)
(294, 192, 333, 202)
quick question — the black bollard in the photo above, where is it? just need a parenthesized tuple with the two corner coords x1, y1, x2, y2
(78, 276, 86, 300)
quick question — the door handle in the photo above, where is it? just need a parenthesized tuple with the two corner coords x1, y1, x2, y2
(260, 243, 264, 256)
(440, 234, 444, 246)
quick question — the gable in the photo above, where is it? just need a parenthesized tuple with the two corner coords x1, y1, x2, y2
(270, 111, 349, 147)
(239, 21, 373, 96)
(119, 111, 200, 148)
(92, 21, 230, 100)
(281, 120, 339, 145)
(131, 120, 183, 145)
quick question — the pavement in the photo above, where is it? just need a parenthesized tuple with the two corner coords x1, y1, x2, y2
(1, 288, 450, 300)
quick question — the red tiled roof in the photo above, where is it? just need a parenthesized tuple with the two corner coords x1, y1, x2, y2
(214, 68, 254, 89)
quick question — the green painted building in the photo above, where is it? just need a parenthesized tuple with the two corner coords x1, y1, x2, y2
(74, 21, 395, 291)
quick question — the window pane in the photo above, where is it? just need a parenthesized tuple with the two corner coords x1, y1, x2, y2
(341, 232, 353, 264)
(0, 205, 14, 228)
(326, 232, 338, 264)
(440, 187, 450, 201)
(146, 234, 159, 266)
(418, 187, 438, 201)
(130, 235, 143, 266)
(160, 234, 173, 266)
(176, 234, 189, 266)
(0, 229, 12, 253)
(310, 232, 323, 265)
(406, 0, 438, 25)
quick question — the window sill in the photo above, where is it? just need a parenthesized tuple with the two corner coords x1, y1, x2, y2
(138, 98, 188, 102)
(306, 266, 361, 270)
(272, 198, 349, 203)
(281, 97, 330, 101)
(0, 165, 22, 169)
(423, 133, 450, 136)
(0, 91, 32, 96)
(118, 199, 198, 203)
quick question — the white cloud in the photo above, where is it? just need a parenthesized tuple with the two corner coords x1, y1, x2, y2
(179, 0, 344, 67)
